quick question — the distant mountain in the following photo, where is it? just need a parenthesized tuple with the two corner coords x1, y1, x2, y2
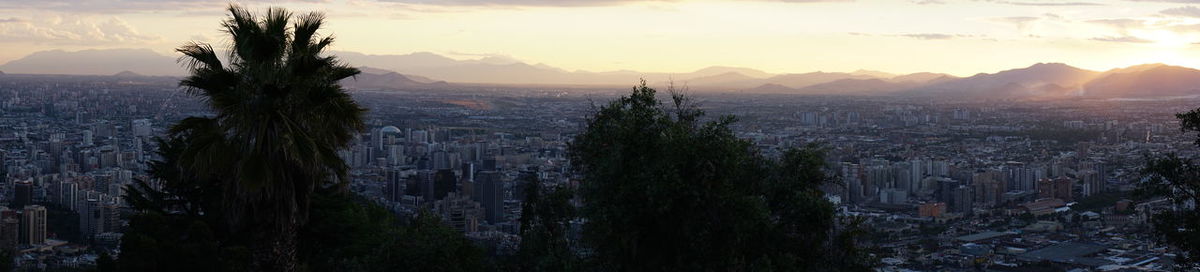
(851, 69, 896, 78)
(794, 78, 921, 95)
(0, 49, 183, 76)
(759, 72, 878, 89)
(912, 63, 1098, 98)
(113, 71, 144, 77)
(689, 66, 774, 78)
(9, 49, 1200, 99)
(745, 83, 796, 93)
(1082, 64, 1200, 98)
(342, 68, 450, 90)
(357, 66, 441, 84)
(677, 72, 764, 88)
(890, 72, 956, 83)
(334, 50, 785, 87)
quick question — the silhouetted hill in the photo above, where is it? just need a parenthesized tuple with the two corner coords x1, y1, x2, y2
(794, 78, 921, 95)
(679, 72, 764, 88)
(1083, 64, 1200, 98)
(761, 72, 877, 89)
(0, 49, 183, 76)
(912, 63, 1098, 98)
(113, 71, 144, 77)
(851, 69, 896, 78)
(890, 72, 957, 83)
(9, 49, 1200, 98)
(342, 69, 451, 90)
(745, 83, 795, 93)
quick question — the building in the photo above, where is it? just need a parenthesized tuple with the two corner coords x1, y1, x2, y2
(0, 208, 17, 251)
(952, 185, 974, 214)
(131, 119, 152, 137)
(473, 171, 505, 224)
(12, 180, 32, 209)
(433, 193, 483, 233)
(1037, 177, 1073, 201)
(918, 202, 946, 218)
(385, 168, 405, 202)
(19, 205, 46, 245)
(1079, 170, 1104, 197)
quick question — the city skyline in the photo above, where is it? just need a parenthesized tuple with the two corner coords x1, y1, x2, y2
(4, 0, 1200, 76)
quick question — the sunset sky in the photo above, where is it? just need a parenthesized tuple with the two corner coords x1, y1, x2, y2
(2, 0, 1200, 76)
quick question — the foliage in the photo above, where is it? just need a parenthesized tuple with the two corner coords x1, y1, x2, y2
(298, 193, 487, 272)
(162, 4, 366, 271)
(514, 173, 578, 272)
(1072, 191, 1127, 212)
(1138, 108, 1200, 270)
(568, 81, 872, 271)
(42, 204, 79, 242)
(0, 249, 10, 272)
(122, 137, 488, 271)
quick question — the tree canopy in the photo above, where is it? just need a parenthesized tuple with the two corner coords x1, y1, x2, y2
(568, 81, 872, 271)
(1138, 108, 1200, 269)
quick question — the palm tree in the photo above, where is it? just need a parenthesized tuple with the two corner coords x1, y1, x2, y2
(171, 5, 364, 271)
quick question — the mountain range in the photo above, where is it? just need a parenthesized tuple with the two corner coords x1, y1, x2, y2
(2, 48, 1200, 99)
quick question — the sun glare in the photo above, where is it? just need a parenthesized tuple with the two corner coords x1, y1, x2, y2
(1144, 30, 1192, 48)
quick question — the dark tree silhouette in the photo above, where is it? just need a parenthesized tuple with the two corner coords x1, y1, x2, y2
(568, 81, 872, 271)
(161, 5, 364, 271)
(1139, 108, 1200, 269)
(515, 173, 578, 272)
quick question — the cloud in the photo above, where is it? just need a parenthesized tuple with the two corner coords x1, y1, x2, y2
(990, 16, 1039, 31)
(895, 33, 979, 40)
(0, 0, 330, 14)
(1090, 35, 1152, 43)
(983, 0, 1103, 6)
(376, 0, 849, 6)
(1162, 6, 1200, 17)
(0, 16, 160, 44)
(1126, 0, 1200, 3)
(850, 32, 984, 40)
(1087, 18, 1145, 35)
(375, 0, 651, 7)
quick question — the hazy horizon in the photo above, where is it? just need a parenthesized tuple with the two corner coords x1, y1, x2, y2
(4, 0, 1200, 76)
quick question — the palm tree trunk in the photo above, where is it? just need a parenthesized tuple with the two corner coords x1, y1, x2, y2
(252, 223, 298, 272)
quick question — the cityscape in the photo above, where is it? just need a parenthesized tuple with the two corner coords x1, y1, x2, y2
(0, 70, 1188, 270)
(3, 0, 1200, 271)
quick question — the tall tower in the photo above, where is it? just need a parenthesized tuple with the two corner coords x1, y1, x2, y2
(19, 205, 46, 245)
(474, 171, 505, 224)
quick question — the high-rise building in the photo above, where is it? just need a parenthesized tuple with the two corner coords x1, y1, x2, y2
(474, 171, 505, 224)
(80, 196, 100, 239)
(952, 185, 974, 214)
(12, 180, 32, 209)
(385, 168, 405, 202)
(131, 119, 152, 137)
(0, 208, 17, 251)
(1079, 170, 1104, 197)
(82, 130, 94, 147)
(432, 193, 483, 233)
(918, 202, 946, 218)
(1036, 177, 1074, 201)
(936, 178, 960, 204)
(19, 205, 46, 245)
(431, 169, 457, 201)
(406, 170, 433, 199)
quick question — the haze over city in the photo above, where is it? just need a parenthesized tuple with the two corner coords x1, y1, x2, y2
(5, 0, 1200, 271)
(5, 0, 1200, 76)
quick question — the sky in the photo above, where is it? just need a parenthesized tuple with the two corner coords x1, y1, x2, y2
(2, 0, 1200, 76)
